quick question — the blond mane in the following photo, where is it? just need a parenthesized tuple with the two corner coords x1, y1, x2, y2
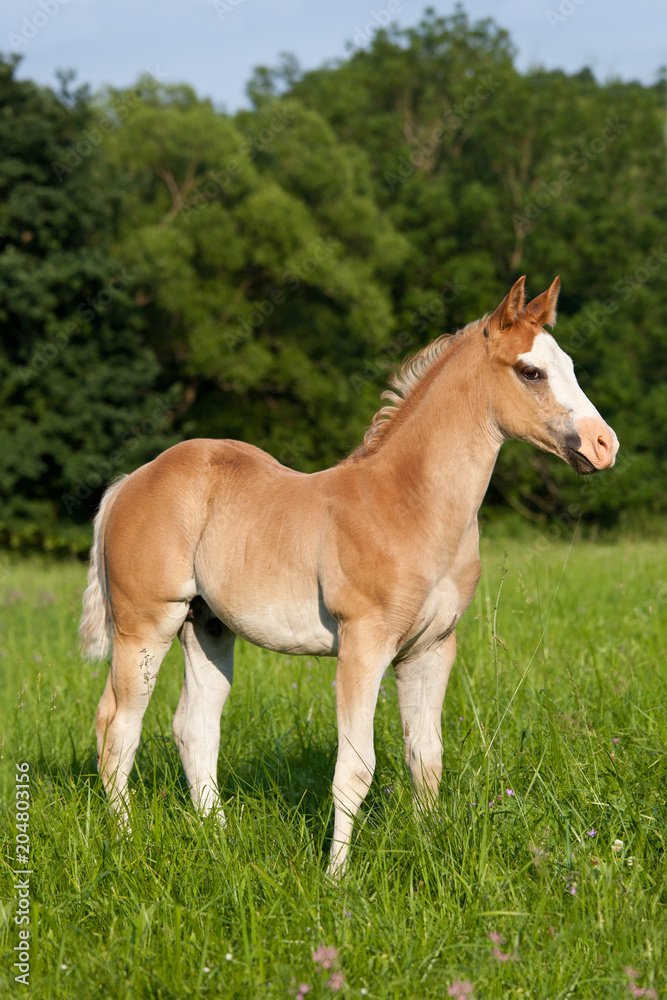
(349, 317, 485, 460)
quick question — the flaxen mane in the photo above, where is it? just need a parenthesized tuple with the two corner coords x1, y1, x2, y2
(350, 317, 485, 459)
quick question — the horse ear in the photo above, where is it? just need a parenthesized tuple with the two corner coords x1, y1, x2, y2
(485, 276, 526, 338)
(520, 276, 561, 329)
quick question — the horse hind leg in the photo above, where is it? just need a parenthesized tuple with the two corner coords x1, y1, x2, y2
(173, 598, 234, 821)
(95, 606, 187, 825)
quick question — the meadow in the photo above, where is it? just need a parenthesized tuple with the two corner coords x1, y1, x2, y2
(0, 529, 665, 999)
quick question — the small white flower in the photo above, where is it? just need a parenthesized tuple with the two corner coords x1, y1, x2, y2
(612, 839, 624, 854)
(226, 953, 232, 961)
(60, 964, 67, 970)
(203, 966, 210, 972)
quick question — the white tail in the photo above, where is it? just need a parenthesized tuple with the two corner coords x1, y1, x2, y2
(79, 476, 127, 660)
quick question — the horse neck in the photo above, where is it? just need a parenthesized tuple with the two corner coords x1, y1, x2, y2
(369, 332, 503, 548)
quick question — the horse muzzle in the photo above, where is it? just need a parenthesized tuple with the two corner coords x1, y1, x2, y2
(566, 417, 619, 474)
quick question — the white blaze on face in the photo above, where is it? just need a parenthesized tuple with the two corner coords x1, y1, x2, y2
(519, 332, 600, 420)
(518, 331, 619, 469)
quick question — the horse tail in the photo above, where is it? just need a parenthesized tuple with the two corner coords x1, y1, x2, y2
(79, 475, 128, 661)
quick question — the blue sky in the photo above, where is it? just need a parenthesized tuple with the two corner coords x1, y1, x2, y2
(3, 0, 666, 111)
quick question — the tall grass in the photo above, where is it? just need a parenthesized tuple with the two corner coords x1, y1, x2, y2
(0, 533, 665, 999)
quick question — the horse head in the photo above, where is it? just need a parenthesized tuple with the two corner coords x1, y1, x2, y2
(484, 276, 618, 473)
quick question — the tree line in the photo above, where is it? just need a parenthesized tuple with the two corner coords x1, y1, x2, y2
(1, 8, 666, 552)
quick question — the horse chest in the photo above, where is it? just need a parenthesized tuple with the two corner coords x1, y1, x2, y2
(393, 578, 458, 660)
(396, 553, 481, 660)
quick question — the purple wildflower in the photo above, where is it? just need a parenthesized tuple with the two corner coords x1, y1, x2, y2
(491, 949, 519, 963)
(625, 967, 658, 998)
(448, 981, 475, 999)
(312, 945, 338, 971)
(327, 972, 345, 991)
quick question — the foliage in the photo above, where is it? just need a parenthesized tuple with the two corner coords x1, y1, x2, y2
(0, 536, 666, 997)
(283, 9, 667, 523)
(1, 6, 666, 550)
(101, 83, 408, 469)
(0, 60, 178, 552)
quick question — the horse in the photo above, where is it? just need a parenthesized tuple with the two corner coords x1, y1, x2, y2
(80, 276, 618, 874)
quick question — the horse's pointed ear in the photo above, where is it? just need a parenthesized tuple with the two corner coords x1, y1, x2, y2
(520, 276, 561, 329)
(485, 276, 526, 339)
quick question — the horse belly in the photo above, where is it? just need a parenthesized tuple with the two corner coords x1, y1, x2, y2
(205, 588, 339, 657)
(195, 483, 338, 655)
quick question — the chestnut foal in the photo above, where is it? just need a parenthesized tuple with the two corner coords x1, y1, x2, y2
(81, 277, 618, 873)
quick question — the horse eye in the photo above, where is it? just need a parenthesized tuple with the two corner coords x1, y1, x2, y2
(522, 368, 541, 381)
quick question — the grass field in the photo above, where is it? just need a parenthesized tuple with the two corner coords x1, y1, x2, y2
(0, 530, 666, 999)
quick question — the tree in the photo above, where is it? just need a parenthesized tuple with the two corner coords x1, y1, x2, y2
(3, 7, 667, 549)
(0, 59, 177, 551)
(100, 84, 409, 468)
(270, 10, 667, 523)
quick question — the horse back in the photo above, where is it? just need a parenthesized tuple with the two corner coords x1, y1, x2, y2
(102, 439, 302, 607)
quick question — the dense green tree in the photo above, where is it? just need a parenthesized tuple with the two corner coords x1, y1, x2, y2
(271, 8, 667, 523)
(0, 59, 178, 551)
(100, 84, 408, 467)
(2, 7, 666, 551)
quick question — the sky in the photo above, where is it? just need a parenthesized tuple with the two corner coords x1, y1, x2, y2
(2, 0, 666, 112)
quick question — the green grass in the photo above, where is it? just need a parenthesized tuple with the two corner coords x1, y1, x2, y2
(0, 531, 666, 999)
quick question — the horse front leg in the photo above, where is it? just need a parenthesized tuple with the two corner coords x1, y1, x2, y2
(328, 621, 393, 877)
(394, 631, 457, 807)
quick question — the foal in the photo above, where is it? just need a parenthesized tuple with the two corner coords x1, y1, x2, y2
(81, 276, 618, 873)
